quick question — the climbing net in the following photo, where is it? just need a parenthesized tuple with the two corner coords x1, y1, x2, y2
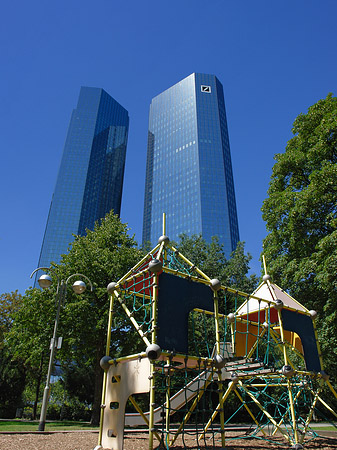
(96, 238, 337, 450)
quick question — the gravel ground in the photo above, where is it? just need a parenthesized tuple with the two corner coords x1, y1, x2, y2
(0, 432, 336, 450)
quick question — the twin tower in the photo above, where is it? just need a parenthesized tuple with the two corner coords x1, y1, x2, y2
(37, 73, 240, 269)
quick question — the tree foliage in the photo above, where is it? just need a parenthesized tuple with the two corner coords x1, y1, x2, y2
(177, 234, 258, 293)
(0, 291, 22, 349)
(5, 212, 144, 423)
(53, 211, 144, 424)
(0, 291, 25, 417)
(261, 93, 337, 373)
(3, 214, 260, 421)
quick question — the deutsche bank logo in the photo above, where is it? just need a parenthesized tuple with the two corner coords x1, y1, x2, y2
(201, 85, 211, 93)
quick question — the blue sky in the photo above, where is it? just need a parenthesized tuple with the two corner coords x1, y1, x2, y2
(1, 0, 336, 294)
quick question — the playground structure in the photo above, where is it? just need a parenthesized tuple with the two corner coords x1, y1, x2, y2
(95, 231, 337, 450)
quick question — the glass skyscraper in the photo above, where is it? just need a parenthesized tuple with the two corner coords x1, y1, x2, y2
(142, 73, 239, 256)
(37, 87, 129, 269)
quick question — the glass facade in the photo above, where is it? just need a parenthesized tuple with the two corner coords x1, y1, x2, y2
(142, 73, 239, 256)
(37, 87, 129, 269)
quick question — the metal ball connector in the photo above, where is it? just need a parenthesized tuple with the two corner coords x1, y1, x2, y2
(107, 282, 118, 294)
(158, 235, 170, 246)
(213, 354, 225, 369)
(309, 310, 317, 319)
(281, 365, 294, 378)
(227, 313, 235, 324)
(320, 370, 329, 381)
(262, 274, 271, 282)
(148, 259, 163, 273)
(100, 356, 113, 371)
(274, 299, 283, 310)
(210, 279, 221, 292)
(230, 372, 239, 383)
(146, 344, 161, 361)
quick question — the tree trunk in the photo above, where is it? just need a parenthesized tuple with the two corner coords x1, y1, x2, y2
(33, 353, 45, 420)
(90, 344, 104, 426)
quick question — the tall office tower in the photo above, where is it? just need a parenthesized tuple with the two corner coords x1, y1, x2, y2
(142, 73, 239, 256)
(37, 87, 129, 269)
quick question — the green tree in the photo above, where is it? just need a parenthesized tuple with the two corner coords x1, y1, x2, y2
(7, 212, 144, 424)
(7, 288, 55, 419)
(50, 211, 144, 425)
(261, 93, 337, 374)
(177, 234, 258, 293)
(0, 291, 22, 349)
(0, 291, 25, 418)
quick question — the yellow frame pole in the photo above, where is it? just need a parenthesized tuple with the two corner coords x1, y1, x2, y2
(165, 360, 171, 447)
(238, 381, 294, 445)
(169, 373, 214, 446)
(170, 245, 211, 281)
(148, 272, 159, 450)
(326, 379, 337, 401)
(276, 308, 299, 444)
(98, 292, 115, 447)
(128, 396, 162, 442)
(246, 327, 267, 359)
(287, 378, 299, 444)
(213, 291, 226, 447)
(271, 386, 302, 437)
(198, 381, 235, 441)
(299, 385, 323, 444)
(309, 386, 337, 419)
(116, 296, 151, 347)
(233, 387, 267, 436)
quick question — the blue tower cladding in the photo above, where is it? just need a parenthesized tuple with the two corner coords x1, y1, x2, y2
(37, 87, 129, 269)
(142, 73, 239, 256)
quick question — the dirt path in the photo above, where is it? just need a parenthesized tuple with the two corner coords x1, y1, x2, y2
(0, 432, 336, 450)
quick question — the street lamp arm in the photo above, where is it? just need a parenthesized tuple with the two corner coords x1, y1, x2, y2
(30, 267, 61, 288)
(30, 267, 51, 278)
(66, 273, 94, 291)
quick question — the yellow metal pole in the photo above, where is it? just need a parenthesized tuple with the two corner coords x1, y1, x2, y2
(246, 327, 267, 359)
(271, 386, 302, 437)
(276, 308, 299, 443)
(312, 317, 325, 371)
(230, 321, 235, 356)
(116, 244, 161, 285)
(98, 292, 115, 447)
(128, 396, 162, 441)
(165, 359, 171, 447)
(117, 297, 151, 346)
(277, 310, 289, 366)
(198, 382, 235, 441)
(162, 212, 168, 264)
(162, 212, 166, 235)
(309, 386, 337, 419)
(213, 291, 226, 447)
(234, 388, 267, 436)
(287, 379, 299, 444)
(238, 381, 293, 445)
(268, 329, 298, 370)
(170, 374, 214, 446)
(299, 385, 323, 444)
(148, 273, 159, 450)
(262, 254, 268, 276)
(169, 245, 211, 281)
(326, 379, 337, 401)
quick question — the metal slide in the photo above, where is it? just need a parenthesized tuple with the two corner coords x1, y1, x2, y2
(125, 370, 212, 426)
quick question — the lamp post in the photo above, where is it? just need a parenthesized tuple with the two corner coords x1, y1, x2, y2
(30, 267, 93, 431)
